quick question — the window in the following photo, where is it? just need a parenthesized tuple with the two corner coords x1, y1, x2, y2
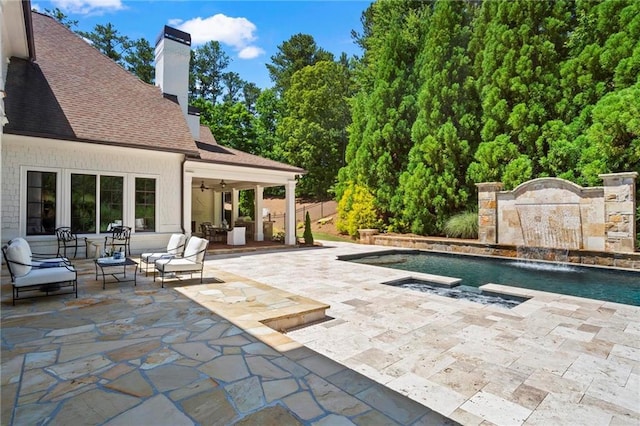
(100, 176, 124, 232)
(26, 171, 57, 235)
(135, 178, 156, 232)
(71, 174, 96, 233)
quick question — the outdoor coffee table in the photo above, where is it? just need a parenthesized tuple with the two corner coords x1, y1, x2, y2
(94, 257, 138, 289)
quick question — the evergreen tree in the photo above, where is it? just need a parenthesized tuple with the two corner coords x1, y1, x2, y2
(467, 0, 574, 189)
(125, 38, 154, 84)
(221, 72, 245, 103)
(254, 88, 283, 160)
(43, 7, 78, 29)
(547, 0, 640, 183)
(303, 212, 314, 245)
(399, 0, 480, 235)
(189, 41, 230, 102)
(338, 0, 427, 229)
(242, 82, 261, 113)
(266, 34, 334, 95)
(77, 23, 131, 65)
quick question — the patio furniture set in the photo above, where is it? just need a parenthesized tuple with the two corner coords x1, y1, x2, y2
(2, 231, 210, 304)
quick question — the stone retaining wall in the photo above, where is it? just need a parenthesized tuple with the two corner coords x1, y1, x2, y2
(366, 234, 640, 271)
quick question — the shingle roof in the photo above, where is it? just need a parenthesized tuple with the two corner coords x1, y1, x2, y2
(4, 12, 198, 155)
(4, 12, 305, 175)
(195, 126, 305, 174)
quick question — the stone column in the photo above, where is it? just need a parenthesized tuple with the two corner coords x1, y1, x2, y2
(476, 182, 503, 244)
(600, 172, 638, 253)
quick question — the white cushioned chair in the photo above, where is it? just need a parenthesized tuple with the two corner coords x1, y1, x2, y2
(139, 234, 186, 276)
(226, 226, 246, 246)
(2, 239, 77, 305)
(10, 237, 70, 267)
(154, 236, 208, 287)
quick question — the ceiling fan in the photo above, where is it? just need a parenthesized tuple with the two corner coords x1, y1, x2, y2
(199, 179, 226, 192)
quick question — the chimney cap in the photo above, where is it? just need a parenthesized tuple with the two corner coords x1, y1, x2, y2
(156, 25, 191, 47)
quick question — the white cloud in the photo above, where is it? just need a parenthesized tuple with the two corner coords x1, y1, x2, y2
(52, 0, 124, 15)
(174, 14, 264, 60)
(238, 46, 265, 59)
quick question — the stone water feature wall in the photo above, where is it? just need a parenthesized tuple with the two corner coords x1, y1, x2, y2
(476, 172, 637, 253)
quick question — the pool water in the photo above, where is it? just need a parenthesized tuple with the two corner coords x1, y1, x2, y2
(346, 250, 640, 306)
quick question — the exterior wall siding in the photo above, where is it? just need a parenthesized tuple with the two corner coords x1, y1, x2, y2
(1, 134, 184, 253)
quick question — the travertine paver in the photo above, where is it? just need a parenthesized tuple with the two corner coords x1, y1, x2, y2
(1, 254, 453, 425)
(208, 241, 640, 425)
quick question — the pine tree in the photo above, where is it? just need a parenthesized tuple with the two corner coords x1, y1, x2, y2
(303, 212, 314, 246)
(399, 0, 480, 234)
(338, 1, 428, 230)
(467, 0, 574, 189)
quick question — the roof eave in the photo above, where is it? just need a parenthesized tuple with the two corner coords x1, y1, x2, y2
(188, 157, 306, 175)
(3, 129, 200, 157)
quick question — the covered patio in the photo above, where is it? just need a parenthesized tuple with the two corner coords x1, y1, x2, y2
(185, 131, 304, 247)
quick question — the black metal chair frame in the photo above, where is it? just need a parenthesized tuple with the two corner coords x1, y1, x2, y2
(55, 227, 88, 258)
(2, 244, 78, 305)
(153, 246, 208, 288)
(104, 226, 132, 256)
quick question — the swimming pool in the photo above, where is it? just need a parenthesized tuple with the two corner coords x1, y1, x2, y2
(343, 250, 640, 306)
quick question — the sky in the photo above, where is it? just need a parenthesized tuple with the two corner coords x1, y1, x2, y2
(32, 0, 369, 89)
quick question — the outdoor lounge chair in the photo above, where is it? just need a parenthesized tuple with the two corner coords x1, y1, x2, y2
(55, 227, 88, 258)
(154, 236, 208, 287)
(9, 237, 70, 266)
(139, 233, 186, 276)
(2, 239, 77, 305)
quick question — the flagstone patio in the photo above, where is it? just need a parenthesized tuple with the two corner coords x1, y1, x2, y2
(2, 240, 639, 425)
(1, 251, 453, 425)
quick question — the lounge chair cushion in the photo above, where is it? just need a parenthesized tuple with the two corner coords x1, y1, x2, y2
(13, 266, 76, 287)
(10, 237, 69, 266)
(155, 258, 199, 273)
(141, 234, 186, 265)
(6, 242, 31, 277)
(32, 258, 69, 267)
(183, 237, 208, 263)
(141, 253, 175, 263)
(10, 237, 33, 257)
(155, 237, 207, 275)
(167, 234, 186, 255)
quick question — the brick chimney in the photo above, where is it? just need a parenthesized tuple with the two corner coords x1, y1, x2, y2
(155, 26, 200, 138)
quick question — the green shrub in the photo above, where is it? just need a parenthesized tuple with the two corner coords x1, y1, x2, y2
(443, 211, 478, 239)
(337, 183, 381, 237)
(303, 211, 314, 245)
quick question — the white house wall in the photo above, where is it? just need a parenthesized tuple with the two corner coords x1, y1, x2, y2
(1, 134, 184, 254)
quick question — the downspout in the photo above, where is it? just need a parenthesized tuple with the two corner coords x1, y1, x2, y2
(180, 155, 186, 234)
(23, 0, 36, 61)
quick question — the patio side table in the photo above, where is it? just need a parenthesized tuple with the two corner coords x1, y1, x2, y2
(94, 257, 138, 289)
